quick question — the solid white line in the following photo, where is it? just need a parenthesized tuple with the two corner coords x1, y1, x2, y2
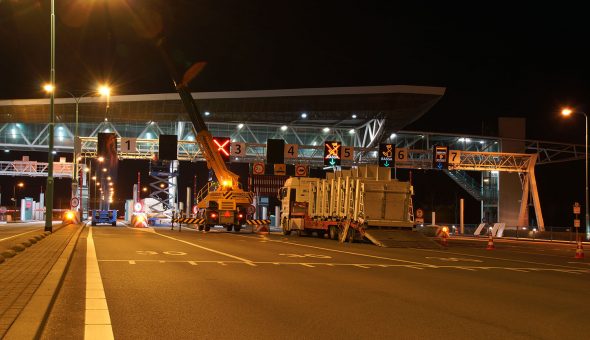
(151, 231, 257, 266)
(85, 227, 114, 340)
(0, 229, 38, 242)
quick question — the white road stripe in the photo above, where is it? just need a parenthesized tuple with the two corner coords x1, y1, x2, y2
(85, 227, 114, 340)
(232, 234, 437, 268)
(0, 229, 38, 242)
(128, 260, 136, 265)
(150, 230, 257, 266)
(188, 261, 198, 265)
(300, 263, 315, 268)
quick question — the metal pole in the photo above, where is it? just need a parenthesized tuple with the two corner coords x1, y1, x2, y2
(585, 113, 589, 240)
(45, 0, 55, 232)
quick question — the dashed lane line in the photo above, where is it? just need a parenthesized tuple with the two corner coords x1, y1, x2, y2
(230, 233, 437, 268)
(94, 259, 590, 274)
(133, 227, 257, 266)
(85, 227, 114, 340)
(413, 248, 588, 270)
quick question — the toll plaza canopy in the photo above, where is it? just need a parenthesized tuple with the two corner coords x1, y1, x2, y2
(0, 85, 445, 133)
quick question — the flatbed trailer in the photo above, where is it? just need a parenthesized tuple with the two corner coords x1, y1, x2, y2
(279, 165, 438, 248)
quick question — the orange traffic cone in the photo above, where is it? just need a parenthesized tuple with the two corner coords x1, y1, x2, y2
(575, 240, 585, 259)
(486, 233, 495, 250)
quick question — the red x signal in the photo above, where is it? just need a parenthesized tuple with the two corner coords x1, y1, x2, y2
(213, 138, 230, 156)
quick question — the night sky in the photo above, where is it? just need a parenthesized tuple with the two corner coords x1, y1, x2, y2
(0, 1, 588, 226)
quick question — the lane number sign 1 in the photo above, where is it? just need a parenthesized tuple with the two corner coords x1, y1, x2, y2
(121, 138, 137, 153)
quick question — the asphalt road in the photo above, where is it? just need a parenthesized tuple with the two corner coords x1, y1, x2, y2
(0, 222, 44, 247)
(43, 226, 589, 339)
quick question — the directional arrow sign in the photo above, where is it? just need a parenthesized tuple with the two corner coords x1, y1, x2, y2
(384, 160, 390, 167)
(329, 158, 336, 166)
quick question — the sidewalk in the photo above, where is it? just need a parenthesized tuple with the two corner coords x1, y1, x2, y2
(0, 223, 81, 338)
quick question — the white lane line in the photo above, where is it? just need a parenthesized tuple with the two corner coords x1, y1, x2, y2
(85, 227, 114, 340)
(0, 229, 38, 242)
(354, 264, 370, 269)
(300, 263, 315, 268)
(188, 261, 198, 265)
(415, 248, 586, 270)
(231, 234, 437, 268)
(150, 230, 257, 266)
(128, 260, 136, 265)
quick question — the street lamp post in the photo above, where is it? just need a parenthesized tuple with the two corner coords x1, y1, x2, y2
(45, 0, 56, 232)
(561, 108, 589, 240)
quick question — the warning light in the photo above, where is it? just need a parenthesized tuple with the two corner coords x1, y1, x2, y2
(224, 211, 231, 217)
(238, 213, 244, 219)
(378, 143, 394, 167)
(222, 180, 232, 188)
(210, 212, 218, 219)
(323, 140, 342, 166)
(65, 211, 74, 220)
(213, 137, 231, 162)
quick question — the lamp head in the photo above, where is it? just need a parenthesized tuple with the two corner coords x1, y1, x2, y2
(98, 85, 111, 96)
(561, 108, 573, 117)
(43, 84, 55, 93)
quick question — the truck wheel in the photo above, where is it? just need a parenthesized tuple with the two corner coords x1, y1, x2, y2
(281, 218, 291, 235)
(226, 225, 233, 232)
(316, 230, 326, 238)
(234, 225, 242, 232)
(198, 225, 204, 231)
(204, 225, 211, 232)
(329, 226, 338, 240)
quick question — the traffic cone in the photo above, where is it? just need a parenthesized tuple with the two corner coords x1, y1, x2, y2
(575, 240, 585, 259)
(255, 223, 270, 235)
(441, 234, 448, 247)
(486, 233, 495, 250)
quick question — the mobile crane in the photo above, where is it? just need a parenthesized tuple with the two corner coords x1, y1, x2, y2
(173, 63, 254, 232)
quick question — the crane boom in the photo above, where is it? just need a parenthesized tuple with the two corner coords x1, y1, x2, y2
(175, 84, 240, 189)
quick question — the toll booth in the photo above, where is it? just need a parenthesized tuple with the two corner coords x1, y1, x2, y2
(20, 197, 34, 221)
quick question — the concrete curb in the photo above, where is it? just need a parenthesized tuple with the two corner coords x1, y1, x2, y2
(4, 224, 85, 340)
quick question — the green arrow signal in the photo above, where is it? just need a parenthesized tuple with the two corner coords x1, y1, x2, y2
(384, 160, 390, 167)
(329, 158, 336, 166)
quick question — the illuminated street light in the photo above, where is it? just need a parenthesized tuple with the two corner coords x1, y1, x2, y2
(98, 85, 111, 96)
(98, 156, 104, 162)
(142, 187, 148, 192)
(561, 107, 589, 239)
(160, 183, 165, 188)
(280, 125, 288, 131)
(43, 84, 112, 219)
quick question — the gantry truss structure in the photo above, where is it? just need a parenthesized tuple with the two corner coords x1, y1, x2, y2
(1, 120, 585, 230)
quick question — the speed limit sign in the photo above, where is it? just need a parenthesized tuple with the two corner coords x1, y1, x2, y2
(253, 162, 265, 175)
(70, 197, 80, 208)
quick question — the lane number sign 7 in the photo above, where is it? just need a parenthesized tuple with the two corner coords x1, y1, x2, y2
(448, 150, 461, 165)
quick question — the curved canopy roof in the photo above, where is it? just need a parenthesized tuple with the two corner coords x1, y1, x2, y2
(0, 85, 445, 132)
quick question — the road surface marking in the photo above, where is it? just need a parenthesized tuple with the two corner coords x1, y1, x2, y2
(354, 264, 370, 269)
(128, 260, 136, 265)
(0, 229, 38, 242)
(231, 234, 437, 268)
(188, 261, 198, 265)
(300, 263, 315, 268)
(568, 262, 590, 265)
(415, 248, 586, 270)
(85, 227, 114, 340)
(504, 268, 530, 272)
(218, 261, 227, 266)
(149, 230, 257, 266)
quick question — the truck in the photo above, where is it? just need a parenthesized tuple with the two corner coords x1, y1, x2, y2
(91, 209, 118, 226)
(279, 165, 434, 247)
(173, 63, 255, 232)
